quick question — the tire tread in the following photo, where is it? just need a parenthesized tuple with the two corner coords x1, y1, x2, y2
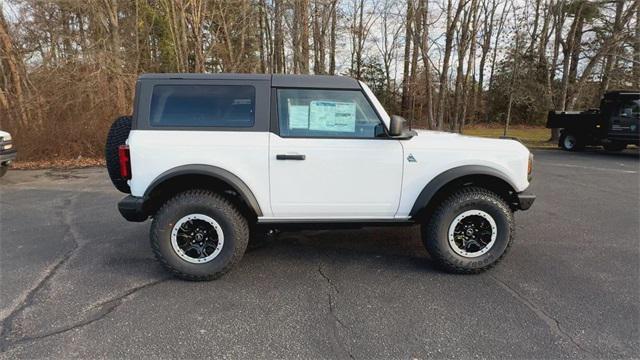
(423, 187, 514, 274)
(150, 189, 249, 281)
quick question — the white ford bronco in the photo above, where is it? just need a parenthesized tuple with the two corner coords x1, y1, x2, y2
(106, 73, 535, 280)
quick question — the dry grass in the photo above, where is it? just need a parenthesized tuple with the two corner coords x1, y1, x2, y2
(463, 125, 554, 148)
(13, 157, 104, 170)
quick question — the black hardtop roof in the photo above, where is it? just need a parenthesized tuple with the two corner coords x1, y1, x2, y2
(138, 73, 361, 89)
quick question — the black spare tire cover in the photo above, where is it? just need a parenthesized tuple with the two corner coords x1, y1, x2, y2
(105, 116, 132, 193)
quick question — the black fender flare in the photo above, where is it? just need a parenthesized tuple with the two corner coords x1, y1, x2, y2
(144, 164, 263, 216)
(409, 165, 517, 217)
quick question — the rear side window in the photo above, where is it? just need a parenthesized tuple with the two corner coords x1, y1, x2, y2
(150, 85, 255, 127)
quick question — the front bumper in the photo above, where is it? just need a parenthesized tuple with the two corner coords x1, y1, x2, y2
(516, 191, 536, 210)
(118, 195, 148, 222)
(0, 149, 17, 164)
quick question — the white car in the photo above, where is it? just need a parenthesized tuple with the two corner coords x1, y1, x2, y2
(105, 73, 535, 280)
(0, 130, 16, 177)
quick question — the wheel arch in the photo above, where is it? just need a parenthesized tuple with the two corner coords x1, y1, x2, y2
(410, 165, 520, 220)
(143, 164, 263, 219)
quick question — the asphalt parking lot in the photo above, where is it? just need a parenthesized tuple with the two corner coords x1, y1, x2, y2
(1, 148, 638, 359)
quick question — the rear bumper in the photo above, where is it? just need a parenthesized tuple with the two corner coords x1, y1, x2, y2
(516, 191, 536, 211)
(0, 149, 17, 164)
(118, 195, 148, 222)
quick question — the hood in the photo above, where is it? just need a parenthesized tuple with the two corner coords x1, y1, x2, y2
(405, 129, 528, 153)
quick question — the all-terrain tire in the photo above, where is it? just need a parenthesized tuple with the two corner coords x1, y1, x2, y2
(105, 116, 132, 193)
(150, 190, 249, 281)
(421, 187, 514, 274)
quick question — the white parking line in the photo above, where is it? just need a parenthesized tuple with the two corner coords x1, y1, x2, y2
(544, 163, 638, 174)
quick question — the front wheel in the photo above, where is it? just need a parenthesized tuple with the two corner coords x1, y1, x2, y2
(0, 165, 7, 178)
(150, 190, 249, 281)
(421, 187, 514, 274)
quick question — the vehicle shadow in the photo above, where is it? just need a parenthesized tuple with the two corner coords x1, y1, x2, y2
(245, 225, 441, 274)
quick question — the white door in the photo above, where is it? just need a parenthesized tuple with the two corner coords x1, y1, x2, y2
(268, 88, 403, 219)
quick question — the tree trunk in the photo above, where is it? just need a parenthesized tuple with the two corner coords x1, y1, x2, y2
(354, 0, 366, 79)
(567, 13, 584, 85)
(104, 0, 127, 114)
(328, 0, 337, 75)
(486, 0, 509, 122)
(505, 5, 520, 137)
(460, 0, 480, 133)
(569, 2, 639, 108)
(313, 0, 322, 74)
(527, 0, 542, 54)
(559, 2, 584, 112)
(420, 0, 434, 129)
(409, 0, 422, 125)
(599, 0, 624, 98)
(548, 0, 565, 142)
(300, 0, 310, 74)
(436, 0, 464, 130)
(274, 0, 284, 73)
(401, 0, 413, 117)
(476, 0, 497, 124)
(0, 12, 29, 129)
(258, 0, 268, 73)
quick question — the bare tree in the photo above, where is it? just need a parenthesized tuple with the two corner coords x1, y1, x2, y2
(274, 0, 285, 73)
(419, 0, 435, 128)
(3, 0, 639, 162)
(376, 0, 403, 102)
(436, 0, 467, 130)
(475, 0, 499, 124)
(328, 0, 338, 75)
(401, 0, 413, 116)
(505, 4, 522, 136)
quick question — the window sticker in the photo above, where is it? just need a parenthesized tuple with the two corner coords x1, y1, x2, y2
(309, 101, 356, 132)
(288, 104, 309, 129)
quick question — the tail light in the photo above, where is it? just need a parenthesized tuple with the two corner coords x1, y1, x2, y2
(118, 145, 131, 179)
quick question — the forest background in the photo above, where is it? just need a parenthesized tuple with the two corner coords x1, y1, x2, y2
(1, 0, 638, 163)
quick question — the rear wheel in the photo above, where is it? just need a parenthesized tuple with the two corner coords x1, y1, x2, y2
(559, 132, 583, 151)
(421, 187, 514, 274)
(151, 190, 249, 281)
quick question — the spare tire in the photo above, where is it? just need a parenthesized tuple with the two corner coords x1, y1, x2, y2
(105, 116, 132, 193)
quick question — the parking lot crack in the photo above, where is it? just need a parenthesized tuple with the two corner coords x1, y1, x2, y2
(489, 275, 598, 357)
(317, 265, 354, 359)
(1, 279, 166, 351)
(0, 195, 80, 352)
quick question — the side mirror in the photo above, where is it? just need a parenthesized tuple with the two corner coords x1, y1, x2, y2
(389, 115, 406, 136)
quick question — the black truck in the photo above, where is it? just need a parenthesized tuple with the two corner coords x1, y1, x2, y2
(547, 91, 639, 151)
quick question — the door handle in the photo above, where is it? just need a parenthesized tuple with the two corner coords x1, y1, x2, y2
(276, 154, 306, 160)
